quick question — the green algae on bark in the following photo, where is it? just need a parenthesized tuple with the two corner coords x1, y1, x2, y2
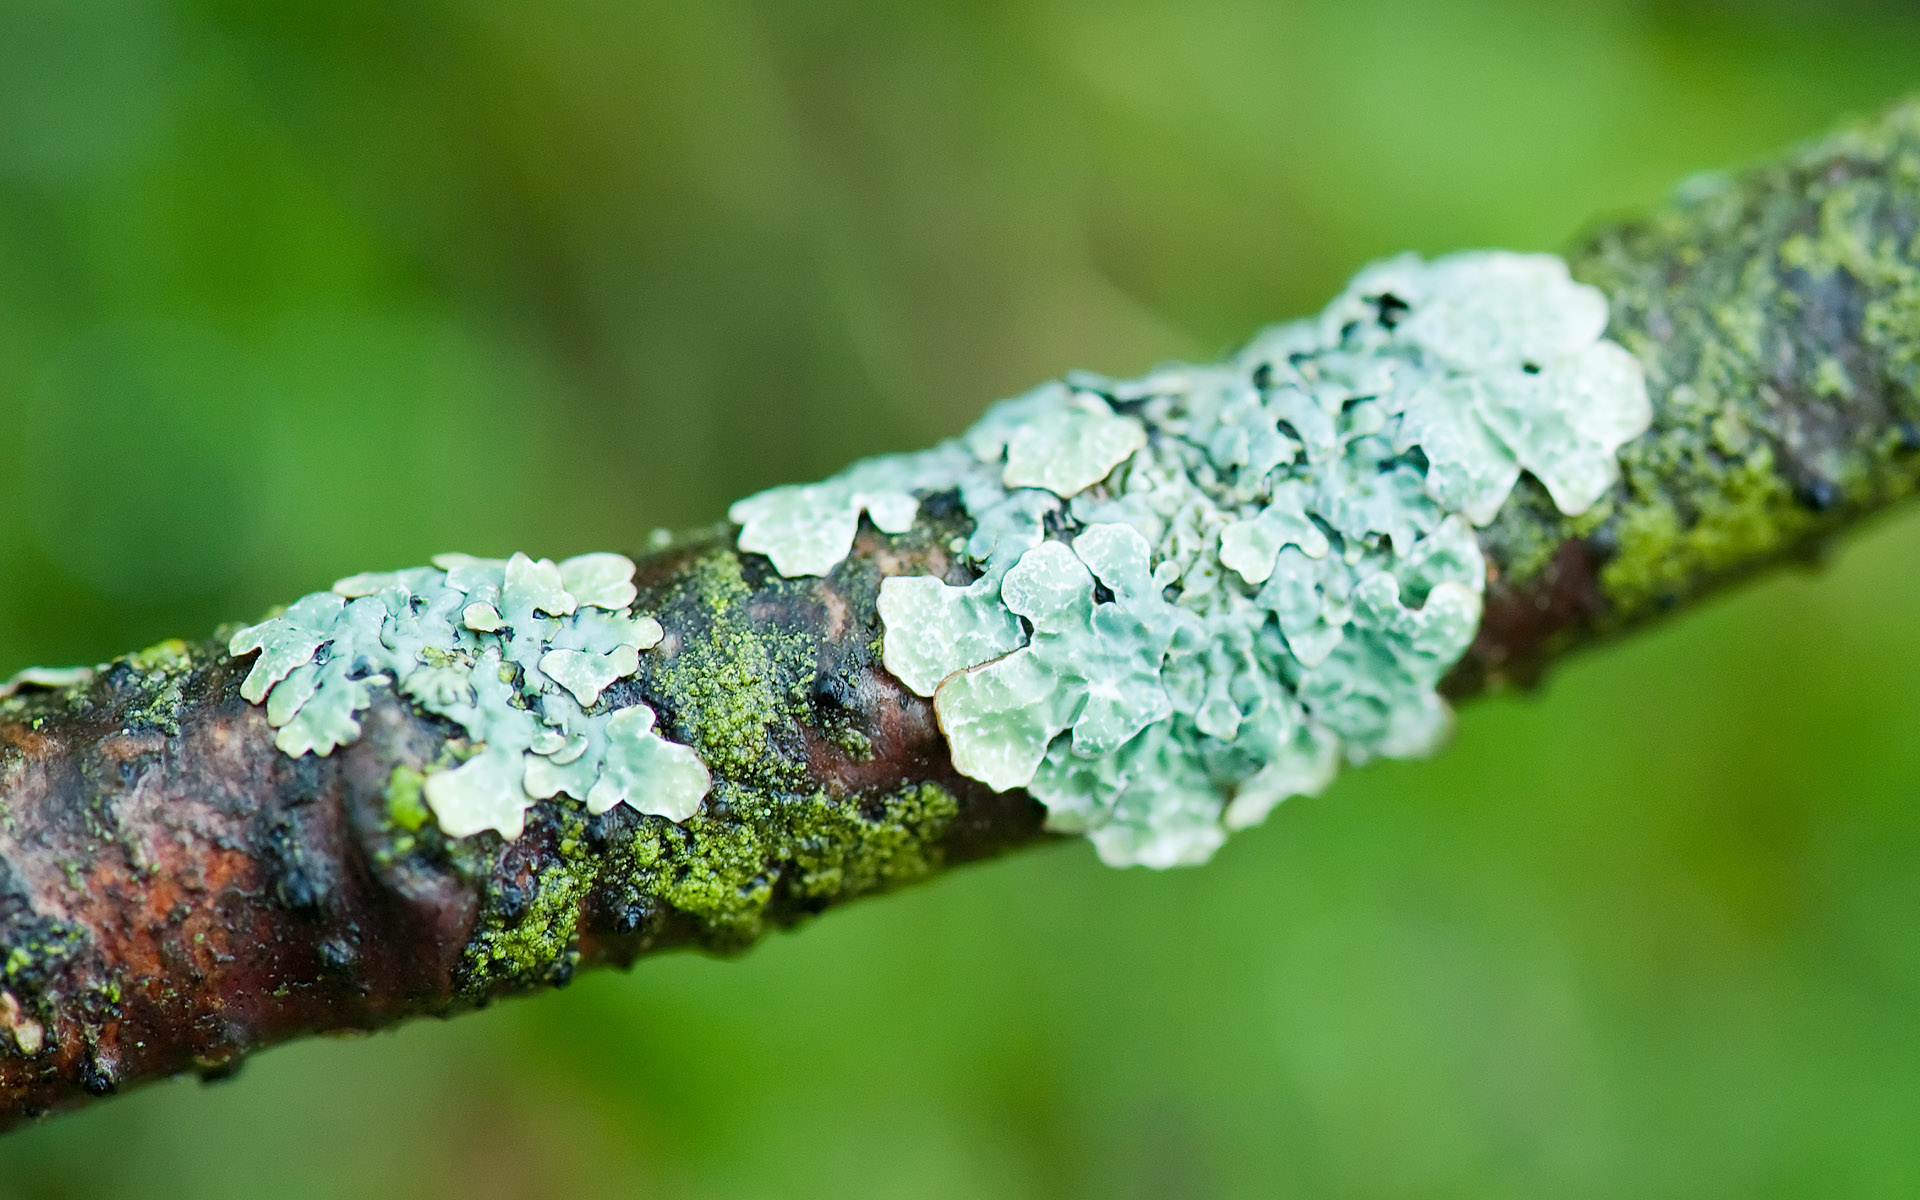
(1595, 106, 1920, 593)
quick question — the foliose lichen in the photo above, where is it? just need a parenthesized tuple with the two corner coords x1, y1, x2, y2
(732, 250, 1651, 867)
(0, 666, 97, 699)
(228, 552, 709, 840)
(728, 456, 929, 577)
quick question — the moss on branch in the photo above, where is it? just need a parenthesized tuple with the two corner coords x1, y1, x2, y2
(14, 96, 1920, 1129)
(1460, 100, 1920, 688)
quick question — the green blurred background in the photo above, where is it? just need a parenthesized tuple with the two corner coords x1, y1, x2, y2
(6, 1, 1920, 1196)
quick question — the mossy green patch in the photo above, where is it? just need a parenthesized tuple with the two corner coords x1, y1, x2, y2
(462, 855, 592, 990)
(1602, 445, 1803, 611)
(1568, 98, 1920, 622)
(454, 781, 962, 993)
(645, 550, 815, 792)
(114, 638, 197, 737)
(784, 782, 959, 900)
(125, 638, 192, 675)
(829, 724, 874, 762)
(385, 765, 430, 833)
(631, 780, 961, 947)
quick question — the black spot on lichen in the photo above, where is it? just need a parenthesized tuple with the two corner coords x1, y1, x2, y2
(1374, 292, 1411, 329)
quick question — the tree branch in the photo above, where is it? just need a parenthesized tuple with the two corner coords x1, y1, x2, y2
(7, 97, 1920, 1129)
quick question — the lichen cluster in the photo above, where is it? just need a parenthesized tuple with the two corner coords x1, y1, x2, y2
(229, 552, 708, 839)
(734, 251, 1651, 867)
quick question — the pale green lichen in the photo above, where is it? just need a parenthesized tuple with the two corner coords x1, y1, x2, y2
(728, 454, 944, 577)
(874, 575, 1024, 696)
(0, 666, 97, 698)
(583, 704, 708, 819)
(732, 250, 1650, 868)
(228, 552, 708, 840)
(1216, 482, 1326, 585)
(934, 538, 1175, 790)
(1000, 399, 1148, 497)
(230, 593, 341, 704)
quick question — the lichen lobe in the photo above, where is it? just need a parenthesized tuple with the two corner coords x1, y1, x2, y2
(732, 250, 1651, 867)
(227, 552, 708, 840)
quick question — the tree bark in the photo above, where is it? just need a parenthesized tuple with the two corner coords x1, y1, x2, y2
(8, 97, 1920, 1129)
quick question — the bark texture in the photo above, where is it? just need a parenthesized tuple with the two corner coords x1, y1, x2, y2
(9, 98, 1920, 1129)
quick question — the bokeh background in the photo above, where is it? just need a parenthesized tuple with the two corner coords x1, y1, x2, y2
(5, 1, 1920, 1196)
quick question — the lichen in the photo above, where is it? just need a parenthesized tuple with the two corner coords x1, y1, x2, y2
(585, 705, 708, 819)
(731, 250, 1650, 867)
(0, 666, 97, 699)
(1000, 397, 1147, 497)
(227, 552, 709, 840)
(728, 453, 955, 577)
(875, 574, 1024, 697)
(934, 538, 1175, 790)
